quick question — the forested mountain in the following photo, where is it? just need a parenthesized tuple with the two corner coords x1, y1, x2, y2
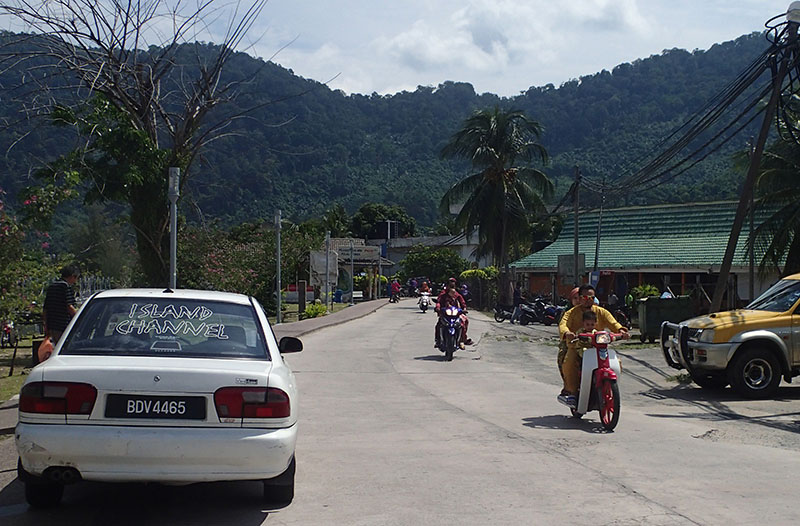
(0, 31, 769, 227)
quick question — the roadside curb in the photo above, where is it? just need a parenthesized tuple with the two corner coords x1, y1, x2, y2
(274, 300, 388, 339)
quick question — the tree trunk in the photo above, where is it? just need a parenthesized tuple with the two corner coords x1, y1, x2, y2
(783, 235, 800, 277)
(130, 186, 170, 286)
(499, 213, 510, 304)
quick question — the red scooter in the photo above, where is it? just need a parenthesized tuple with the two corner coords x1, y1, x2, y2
(570, 331, 626, 431)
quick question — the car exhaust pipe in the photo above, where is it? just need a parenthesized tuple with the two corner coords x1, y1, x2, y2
(44, 466, 82, 484)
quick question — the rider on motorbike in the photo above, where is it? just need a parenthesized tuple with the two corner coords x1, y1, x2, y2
(390, 279, 402, 302)
(434, 278, 472, 349)
(558, 284, 629, 408)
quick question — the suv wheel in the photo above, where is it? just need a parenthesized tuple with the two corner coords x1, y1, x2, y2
(728, 348, 781, 399)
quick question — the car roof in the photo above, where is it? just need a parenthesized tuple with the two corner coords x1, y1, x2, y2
(90, 288, 253, 305)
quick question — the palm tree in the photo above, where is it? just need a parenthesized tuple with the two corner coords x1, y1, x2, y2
(748, 137, 800, 277)
(440, 107, 553, 282)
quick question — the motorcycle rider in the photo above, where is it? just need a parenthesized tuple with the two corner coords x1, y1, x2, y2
(419, 281, 430, 294)
(556, 287, 581, 392)
(558, 284, 629, 408)
(390, 279, 402, 302)
(434, 278, 472, 349)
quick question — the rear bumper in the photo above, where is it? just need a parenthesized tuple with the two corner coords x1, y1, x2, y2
(16, 422, 296, 483)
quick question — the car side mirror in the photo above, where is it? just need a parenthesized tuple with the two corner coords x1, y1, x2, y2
(279, 336, 303, 354)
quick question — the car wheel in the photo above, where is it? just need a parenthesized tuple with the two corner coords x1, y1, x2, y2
(728, 348, 781, 399)
(263, 456, 295, 506)
(24, 481, 64, 509)
(690, 372, 729, 390)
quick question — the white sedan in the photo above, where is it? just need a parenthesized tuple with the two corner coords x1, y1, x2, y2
(16, 288, 301, 508)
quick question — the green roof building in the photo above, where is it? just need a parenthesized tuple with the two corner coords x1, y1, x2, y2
(510, 200, 777, 306)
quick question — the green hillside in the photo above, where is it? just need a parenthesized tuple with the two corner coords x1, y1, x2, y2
(0, 31, 769, 226)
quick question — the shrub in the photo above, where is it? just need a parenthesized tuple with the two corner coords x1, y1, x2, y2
(631, 284, 660, 299)
(304, 301, 328, 319)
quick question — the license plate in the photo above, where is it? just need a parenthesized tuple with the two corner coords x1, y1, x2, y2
(105, 394, 206, 420)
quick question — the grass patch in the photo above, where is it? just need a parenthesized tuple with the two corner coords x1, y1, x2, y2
(667, 372, 693, 384)
(1, 337, 35, 403)
(0, 370, 27, 403)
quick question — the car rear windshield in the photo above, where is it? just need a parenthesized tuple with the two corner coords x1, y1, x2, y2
(746, 280, 800, 312)
(61, 297, 269, 359)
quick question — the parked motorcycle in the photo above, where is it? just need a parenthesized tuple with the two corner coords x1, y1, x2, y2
(566, 331, 625, 431)
(518, 300, 549, 325)
(438, 306, 464, 361)
(1, 321, 17, 348)
(543, 304, 565, 326)
(493, 303, 513, 323)
(612, 308, 631, 329)
(418, 292, 432, 313)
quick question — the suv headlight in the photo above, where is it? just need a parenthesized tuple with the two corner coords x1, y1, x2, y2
(697, 329, 715, 343)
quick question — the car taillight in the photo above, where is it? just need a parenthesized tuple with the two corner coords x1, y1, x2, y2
(214, 387, 290, 419)
(19, 382, 97, 415)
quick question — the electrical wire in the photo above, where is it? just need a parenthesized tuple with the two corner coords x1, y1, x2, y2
(574, 10, 800, 199)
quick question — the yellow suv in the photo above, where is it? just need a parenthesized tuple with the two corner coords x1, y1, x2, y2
(661, 273, 800, 398)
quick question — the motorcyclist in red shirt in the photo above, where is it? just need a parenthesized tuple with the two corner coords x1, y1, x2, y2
(434, 278, 472, 349)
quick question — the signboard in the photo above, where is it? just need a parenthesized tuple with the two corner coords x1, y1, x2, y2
(558, 253, 586, 285)
(339, 245, 380, 262)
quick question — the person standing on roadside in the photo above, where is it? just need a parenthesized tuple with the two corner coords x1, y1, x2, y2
(43, 265, 80, 344)
(510, 282, 523, 324)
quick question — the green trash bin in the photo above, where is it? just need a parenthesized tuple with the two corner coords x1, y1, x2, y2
(637, 296, 694, 343)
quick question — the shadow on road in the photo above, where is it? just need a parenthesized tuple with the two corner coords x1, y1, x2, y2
(414, 354, 447, 361)
(642, 385, 800, 434)
(521, 415, 613, 434)
(0, 478, 273, 525)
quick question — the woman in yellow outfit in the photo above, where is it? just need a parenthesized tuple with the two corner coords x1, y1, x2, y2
(557, 284, 629, 407)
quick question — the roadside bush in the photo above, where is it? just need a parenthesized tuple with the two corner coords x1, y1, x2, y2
(459, 266, 498, 309)
(631, 284, 660, 299)
(304, 301, 328, 319)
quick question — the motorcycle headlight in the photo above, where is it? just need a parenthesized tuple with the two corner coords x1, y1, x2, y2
(445, 306, 459, 316)
(697, 329, 715, 343)
(595, 333, 611, 345)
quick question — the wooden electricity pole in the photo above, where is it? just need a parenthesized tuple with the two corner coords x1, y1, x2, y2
(711, 21, 798, 312)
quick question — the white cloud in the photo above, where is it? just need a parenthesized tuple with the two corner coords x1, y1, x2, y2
(5, 0, 777, 96)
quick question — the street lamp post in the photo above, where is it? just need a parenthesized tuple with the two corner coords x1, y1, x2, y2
(276, 209, 282, 324)
(325, 231, 331, 311)
(349, 239, 355, 306)
(168, 167, 180, 289)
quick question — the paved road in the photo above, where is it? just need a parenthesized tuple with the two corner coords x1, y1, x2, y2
(1, 300, 799, 524)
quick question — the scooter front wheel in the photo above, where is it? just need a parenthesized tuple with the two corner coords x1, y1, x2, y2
(598, 380, 620, 431)
(570, 408, 583, 419)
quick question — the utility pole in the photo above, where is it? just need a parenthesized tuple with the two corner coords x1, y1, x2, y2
(593, 177, 605, 272)
(711, 18, 798, 312)
(324, 231, 331, 312)
(573, 166, 580, 286)
(275, 209, 282, 324)
(168, 167, 180, 289)
(349, 239, 355, 306)
(748, 137, 755, 303)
